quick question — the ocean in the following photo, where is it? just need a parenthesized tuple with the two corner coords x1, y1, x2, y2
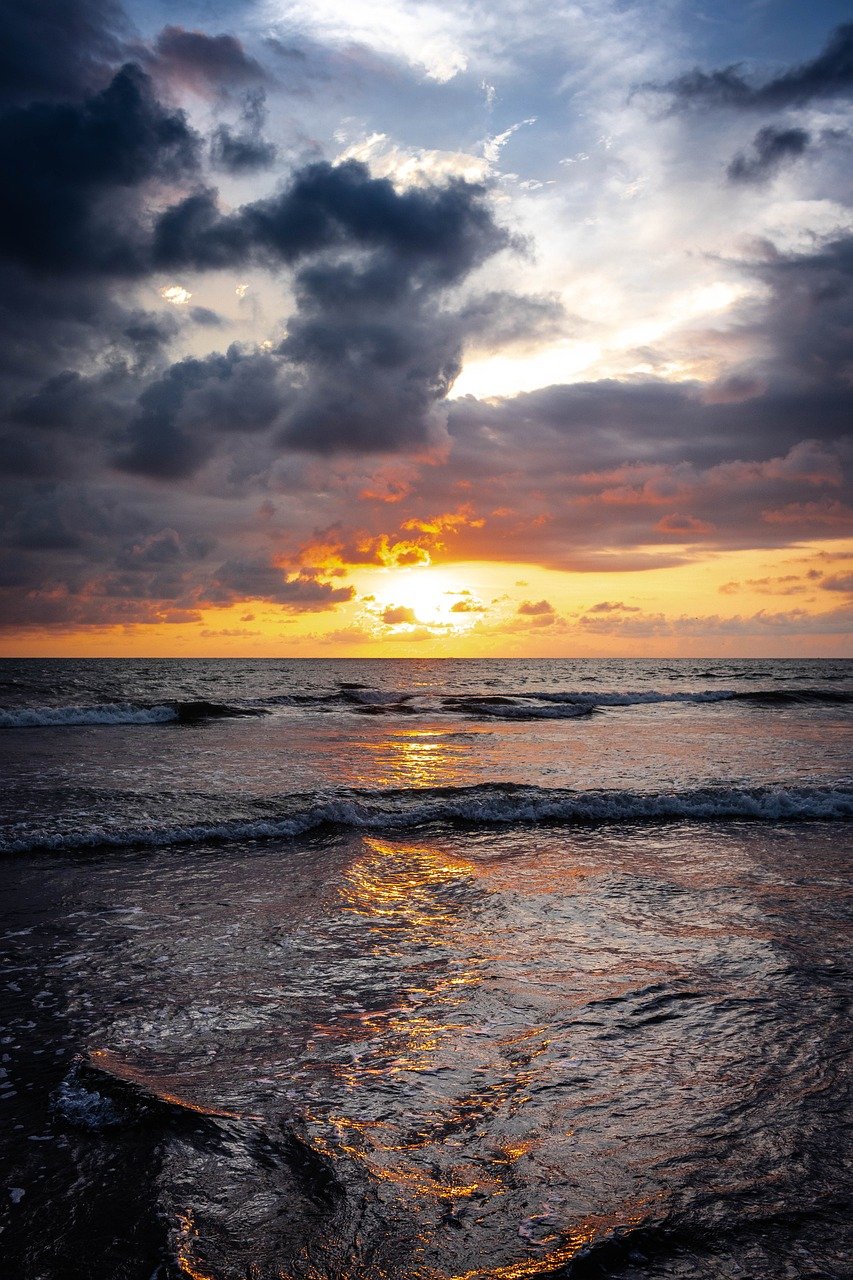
(1, 657, 851, 1279)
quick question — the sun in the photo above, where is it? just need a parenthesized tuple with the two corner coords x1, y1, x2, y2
(366, 566, 480, 628)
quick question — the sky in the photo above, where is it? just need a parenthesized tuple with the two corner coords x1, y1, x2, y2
(0, 0, 851, 657)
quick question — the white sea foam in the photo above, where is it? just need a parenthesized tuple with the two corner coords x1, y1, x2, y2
(452, 701, 595, 719)
(0, 704, 178, 728)
(536, 690, 735, 705)
(54, 1076, 124, 1129)
(4, 784, 850, 856)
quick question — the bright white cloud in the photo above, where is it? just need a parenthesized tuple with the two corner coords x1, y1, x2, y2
(160, 285, 192, 305)
(336, 132, 490, 186)
(263, 0, 470, 80)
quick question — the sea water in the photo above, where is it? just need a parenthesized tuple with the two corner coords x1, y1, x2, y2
(0, 658, 850, 1278)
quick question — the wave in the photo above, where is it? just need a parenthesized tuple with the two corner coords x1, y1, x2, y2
(0, 700, 269, 728)
(4, 783, 850, 855)
(1, 686, 849, 729)
(532, 688, 853, 707)
(441, 698, 596, 719)
(334, 686, 853, 718)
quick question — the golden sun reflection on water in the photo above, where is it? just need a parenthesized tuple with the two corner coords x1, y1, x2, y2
(339, 835, 478, 936)
(445, 1203, 651, 1280)
(369, 727, 470, 790)
(291, 834, 665, 1280)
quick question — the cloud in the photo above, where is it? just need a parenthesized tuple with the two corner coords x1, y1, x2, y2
(382, 604, 417, 624)
(821, 573, 853, 593)
(456, 291, 566, 352)
(0, 62, 199, 276)
(153, 158, 509, 279)
(652, 23, 853, 110)
(0, 0, 126, 107)
(146, 25, 270, 97)
(727, 126, 811, 184)
(517, 599, 555, 616)
(207, 560, 353, 609)
(587, 600, 640, 613)
(719, 574, 814, 597)
(577, 604, 853, 638)
(0, 0, 849, 645)
(209, 89, 277, 174)
(117, 346, 286, 478)
(209, 126, 277, 173)
(189, 306, 225, 327)
(151, 160, 511, 454)
(655, 513, 715, 536)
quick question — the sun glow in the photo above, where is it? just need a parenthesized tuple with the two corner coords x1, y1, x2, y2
(367, 566, 480, 630)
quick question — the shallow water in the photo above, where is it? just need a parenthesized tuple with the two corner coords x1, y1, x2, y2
(1, 659, 851, 1278)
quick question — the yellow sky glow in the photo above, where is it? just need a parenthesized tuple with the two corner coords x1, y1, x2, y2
(4, 541, 849, 658)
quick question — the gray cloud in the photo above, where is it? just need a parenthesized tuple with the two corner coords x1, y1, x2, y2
(145, 25, 271, 97)
(653, 23, 853, 111)
(208, 560, 354, 609)
(0, 0, 126, 107)
(209, 89, 277, 174)
(517, 599, 555, 616)
(727, 126, 811, 184)
(153, 159, 510, 279)
(0, 62, 200, 277)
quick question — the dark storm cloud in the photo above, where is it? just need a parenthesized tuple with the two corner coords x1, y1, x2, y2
(751, 233, 853, 386)
(145, 161, 511, 458)
(145, 25, 271, 97)
(189, 306, 225, 327)
(0, 0, 517, 626)
(727, 126, 811, 184)
(208, 560, 354, 609)
(0, 470, 355, 626)
(153, 159, 509, 280)
(456, 291, 566, 349)
(209, 125, 277, 173)
(8, 370, 118, 436)
(209, 88, 277, 173)
(275, 257, 463, 452)
(0, 1, 511, 473)
(401, 237, 853, 565)
(654, 22, 853, 110)
(0, 0, 126, 106)
(118, 346, 286, 479)
(275, 221, 852, 568)
(0, 62, 200, 275)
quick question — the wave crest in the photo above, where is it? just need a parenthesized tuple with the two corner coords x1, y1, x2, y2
(4, 783, 850, 855)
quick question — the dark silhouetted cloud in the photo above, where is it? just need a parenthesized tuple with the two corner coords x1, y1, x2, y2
(209, 88, 277, 173)
(210, 125, 277, 173)
(0, 62, 199, 275)
(117, 346, 286, 478)
(146, 25, 270, 97)
(0, 0, 126, 107)
(208, 560, 354, 608)
(153, 159, 509, 278)
(653, 22, 853, 110)
(727, 125, 811, 183)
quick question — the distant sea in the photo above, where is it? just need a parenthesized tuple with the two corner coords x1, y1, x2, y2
(1, 657, 851, 1278)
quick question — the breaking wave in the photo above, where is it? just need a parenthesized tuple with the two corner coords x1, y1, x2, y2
(4, 783, 850, 855)
(0, 700, 269, 728)
(3, 685, 848, 729)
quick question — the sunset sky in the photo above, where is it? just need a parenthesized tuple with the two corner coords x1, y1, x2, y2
(1, 0, 851, 657)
